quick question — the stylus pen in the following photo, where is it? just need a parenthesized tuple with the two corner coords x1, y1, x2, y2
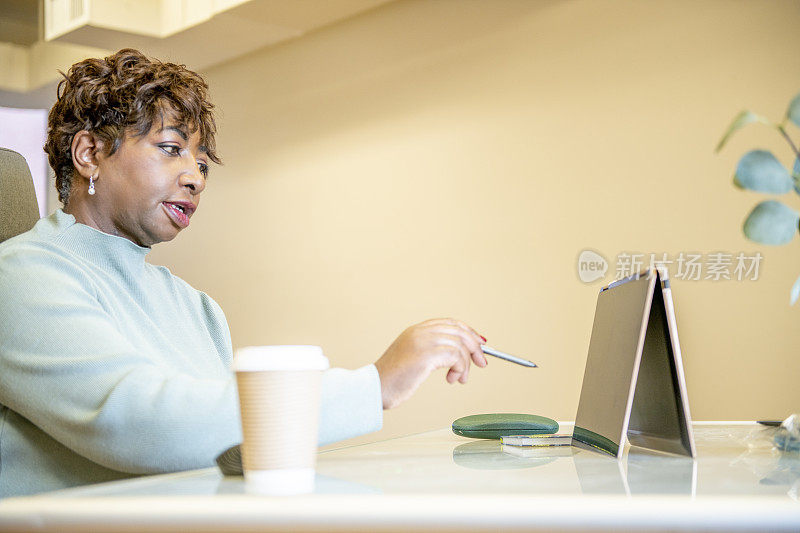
(481, 345, 538, 368)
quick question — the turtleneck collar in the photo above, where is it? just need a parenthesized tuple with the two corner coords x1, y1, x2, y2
(50, 209, 151, 273)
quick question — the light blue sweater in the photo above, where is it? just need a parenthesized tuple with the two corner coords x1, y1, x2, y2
(0, 210, 382, 497)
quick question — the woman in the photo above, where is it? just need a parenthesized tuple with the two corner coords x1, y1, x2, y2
(0, 49, 487, 497)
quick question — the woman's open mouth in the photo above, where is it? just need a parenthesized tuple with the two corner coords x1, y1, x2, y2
(162, 201, 195, 228)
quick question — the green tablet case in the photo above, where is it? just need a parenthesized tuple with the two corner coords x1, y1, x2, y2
(452, 413, 559, 439)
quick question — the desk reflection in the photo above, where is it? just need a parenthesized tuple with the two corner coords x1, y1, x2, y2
(37, 426, 798, 500)
(451, 440, 560, 470)
(312, 435, 703, 496)
(626, 450, 696, 496)
(572, 450, 628, 495)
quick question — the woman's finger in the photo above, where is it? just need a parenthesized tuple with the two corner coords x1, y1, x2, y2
(437, 337, 470, 367)
(453, 319, 485, 346)
(458, 356, 470, 383)
(426, 318, 485, 348)
(434, 339, 471, 384)
(446, 367, 460, 384)
(429, 324, 487, 367)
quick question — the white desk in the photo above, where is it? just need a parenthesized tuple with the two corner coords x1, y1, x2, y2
(1, 422, 798, 532)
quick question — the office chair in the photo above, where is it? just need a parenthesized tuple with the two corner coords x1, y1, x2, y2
(0, 147, 40, 244)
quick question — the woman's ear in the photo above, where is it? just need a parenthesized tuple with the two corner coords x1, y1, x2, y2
(71, 131, 101, 180)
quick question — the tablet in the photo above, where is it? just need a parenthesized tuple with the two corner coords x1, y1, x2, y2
(573, 268, 695, 458)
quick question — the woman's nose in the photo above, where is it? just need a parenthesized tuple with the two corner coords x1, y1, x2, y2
(180, 155, 206, 194)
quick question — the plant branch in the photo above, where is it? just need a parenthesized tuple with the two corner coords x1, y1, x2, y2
(777, 125, 800, 159)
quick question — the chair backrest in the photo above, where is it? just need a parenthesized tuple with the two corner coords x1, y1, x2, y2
(0, 147, 41, 244)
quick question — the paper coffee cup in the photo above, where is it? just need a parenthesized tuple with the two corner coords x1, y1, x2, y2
(233, 345, 329, 495)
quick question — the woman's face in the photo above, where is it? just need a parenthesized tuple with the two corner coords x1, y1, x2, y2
(91, 118, 209, 247)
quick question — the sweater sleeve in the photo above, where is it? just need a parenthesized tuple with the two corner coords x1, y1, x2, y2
(0, 244, 383, 475)
(319, 365, 383, 446)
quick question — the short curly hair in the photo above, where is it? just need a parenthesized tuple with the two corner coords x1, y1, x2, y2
(45, 48, 221, 205)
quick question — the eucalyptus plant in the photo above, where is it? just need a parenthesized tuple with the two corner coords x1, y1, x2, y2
(716, 92, 800, 305)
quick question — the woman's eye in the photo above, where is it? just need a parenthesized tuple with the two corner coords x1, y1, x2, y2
(198, 163, 209, 178)
(160, 144, 180, 156)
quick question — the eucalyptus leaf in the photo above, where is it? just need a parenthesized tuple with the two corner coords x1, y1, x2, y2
(794, 157, 800, 195)
(733, 150, 792, 193)
(787, 92, 800, 128)
(715, 110, 772, 152)
(791, 273, 800, 306)
(742, 200, 799, 245)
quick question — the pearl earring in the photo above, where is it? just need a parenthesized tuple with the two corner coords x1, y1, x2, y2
(88, 173, 96, 196)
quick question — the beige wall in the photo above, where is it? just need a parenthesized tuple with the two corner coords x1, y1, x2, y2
(149, 0, 800, 445)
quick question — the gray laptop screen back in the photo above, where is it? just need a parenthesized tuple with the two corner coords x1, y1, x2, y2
(573, 274, 652, 456)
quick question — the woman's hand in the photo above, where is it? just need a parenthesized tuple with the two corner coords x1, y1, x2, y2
(373, 318, 488, 409)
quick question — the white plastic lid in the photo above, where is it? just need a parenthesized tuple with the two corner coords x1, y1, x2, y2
(233, 345, 329, 372)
